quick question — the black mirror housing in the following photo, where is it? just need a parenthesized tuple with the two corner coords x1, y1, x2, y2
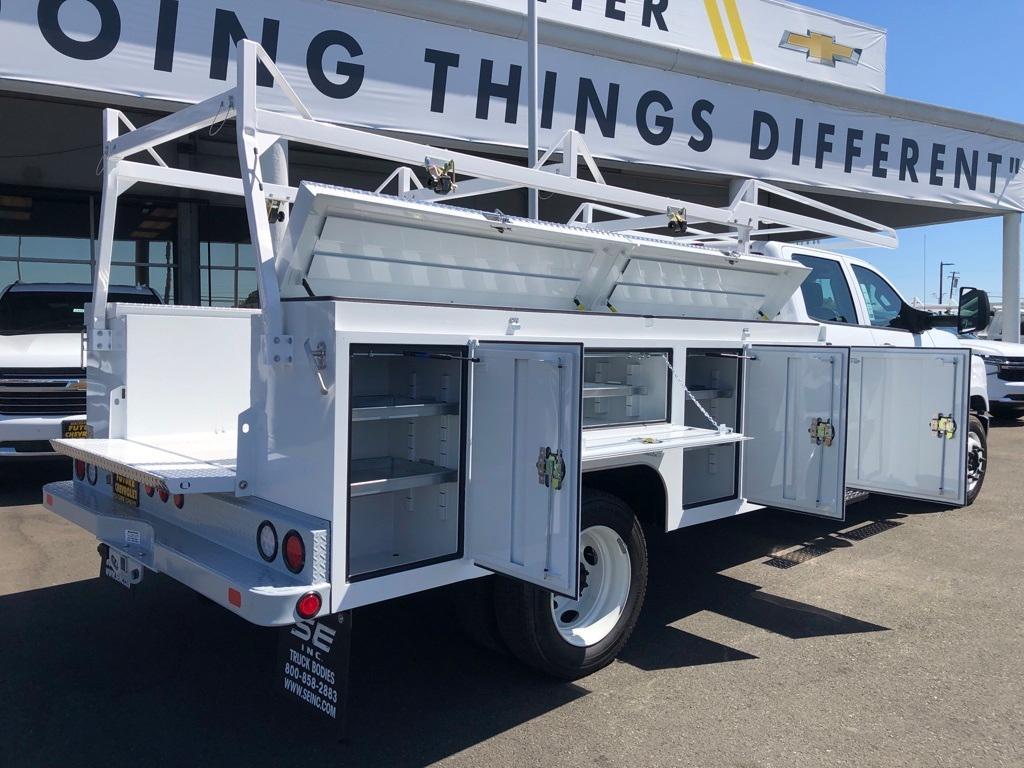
(958, 287, 992, 335)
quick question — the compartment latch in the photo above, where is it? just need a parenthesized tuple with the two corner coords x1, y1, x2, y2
(536, 447, 566, 491)
(929, 414, 958, 440)
(808, 418, 836, 447)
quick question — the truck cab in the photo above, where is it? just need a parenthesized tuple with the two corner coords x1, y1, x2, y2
(767, 243, 990, 417)
(0, 282, 160, 458)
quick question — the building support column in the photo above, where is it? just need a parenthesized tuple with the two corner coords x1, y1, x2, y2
(176, 139, 201, 306)
(1002, 213, 1021, 343)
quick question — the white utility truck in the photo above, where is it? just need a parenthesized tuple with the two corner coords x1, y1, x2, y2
(0, 282, 159, 458)
(42, 44, 989, 705)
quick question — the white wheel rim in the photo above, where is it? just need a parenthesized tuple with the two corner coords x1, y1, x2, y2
(967, 431, 986, 493)
(550, 525, 631, 648)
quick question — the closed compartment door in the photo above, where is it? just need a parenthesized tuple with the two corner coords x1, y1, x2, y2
(465, 342, 583, 598)
(848, 348, 970, 505)
(743, 346, 850, 520)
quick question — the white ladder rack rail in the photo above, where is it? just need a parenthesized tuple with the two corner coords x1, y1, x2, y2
(91, 40, 897, 353)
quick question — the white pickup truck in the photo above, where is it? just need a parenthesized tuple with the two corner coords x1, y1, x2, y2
(764, 244, 990, 503)
(0, 282, 159, 458)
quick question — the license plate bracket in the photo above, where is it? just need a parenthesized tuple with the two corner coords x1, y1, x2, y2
(98, 543, 144, 591)
(61, 418, 90, 440)
(113, 474, 140, 507)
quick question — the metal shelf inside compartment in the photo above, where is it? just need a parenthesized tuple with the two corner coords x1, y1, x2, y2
(351, 395, 459, 421)
(349, 457, 458, 497)
(686, 386, 734, 401)
(583, 383, 649, 399)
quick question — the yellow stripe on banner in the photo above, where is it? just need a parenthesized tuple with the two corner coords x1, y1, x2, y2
(703, 0, 734, 61)
(723, 0, 754, 64)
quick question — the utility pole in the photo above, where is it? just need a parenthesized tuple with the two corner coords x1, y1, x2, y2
(527, 0, 539, 219)
(939, 261, 955, 304)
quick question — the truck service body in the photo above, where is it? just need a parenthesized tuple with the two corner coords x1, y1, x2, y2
(42, 43, 989, 687)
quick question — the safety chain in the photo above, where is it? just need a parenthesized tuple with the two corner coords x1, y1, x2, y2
(663, 356, 729, 433)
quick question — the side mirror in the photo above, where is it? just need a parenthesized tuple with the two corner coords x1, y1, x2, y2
(958, 287, 992, 335)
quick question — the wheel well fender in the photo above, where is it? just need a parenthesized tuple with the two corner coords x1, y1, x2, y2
(583, 464, 667, 533)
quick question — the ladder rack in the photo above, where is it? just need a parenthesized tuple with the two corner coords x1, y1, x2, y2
(90, 40, 897, 356)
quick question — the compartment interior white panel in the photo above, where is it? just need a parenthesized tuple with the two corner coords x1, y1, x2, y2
(282, 184, 810, 320)
(847, 348, 969, 505)
(743, 347, 849, 519)
(466, 342, 581, 598)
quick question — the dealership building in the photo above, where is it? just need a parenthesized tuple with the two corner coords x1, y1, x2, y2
(0, 0, 1021, 340)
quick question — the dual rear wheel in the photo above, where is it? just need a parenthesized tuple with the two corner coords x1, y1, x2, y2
(458, 490, 648, 680)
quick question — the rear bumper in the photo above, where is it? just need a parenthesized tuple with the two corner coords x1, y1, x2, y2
(42, 480, 329, 627)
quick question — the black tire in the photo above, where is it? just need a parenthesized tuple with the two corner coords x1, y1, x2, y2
(493, 490, 648, 680)
(965, 415, 988, 506)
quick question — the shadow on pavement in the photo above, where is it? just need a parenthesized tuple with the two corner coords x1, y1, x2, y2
(0, 491, 919, 768)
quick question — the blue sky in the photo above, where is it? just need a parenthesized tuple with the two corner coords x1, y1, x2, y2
(803, 0, 1024, 303)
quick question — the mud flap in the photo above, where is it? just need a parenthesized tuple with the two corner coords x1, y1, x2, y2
(277, 611, 352, 732)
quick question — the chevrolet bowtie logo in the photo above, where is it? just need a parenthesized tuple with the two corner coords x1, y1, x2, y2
(780, 30, 862, 67)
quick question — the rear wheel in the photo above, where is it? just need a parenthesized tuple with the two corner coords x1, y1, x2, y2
(965, 415, 987, 506)
(493, 490, 647, 680)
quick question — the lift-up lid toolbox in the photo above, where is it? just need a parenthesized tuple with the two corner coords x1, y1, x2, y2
(51, 434, 237, 494)
(278, 184, 811, 321)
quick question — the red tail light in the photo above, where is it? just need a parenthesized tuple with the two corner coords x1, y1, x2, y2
(158, 488, 170, 503)
(74, 460, 86, 481)
(144, 485, 155, 497)
(296, 591, 322, 620)
(173, 494, 185, 509)
(283, 531, 305, 574)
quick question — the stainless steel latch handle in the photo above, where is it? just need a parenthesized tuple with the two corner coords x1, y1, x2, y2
(304, 339, 329, 395)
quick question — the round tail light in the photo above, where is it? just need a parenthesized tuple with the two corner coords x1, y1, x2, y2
(158, 488, 170, 503)
(282, 531, 305, 574)
(173, 494, 185, 509)
(257, 521, 278, 562)
(144, 485, 155, 497)
(74, 460, 86, 481)
(296, 591, 322, 620)
(86, 464, 98, 486)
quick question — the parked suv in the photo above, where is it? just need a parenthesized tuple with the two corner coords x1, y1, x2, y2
(0, 282, 160, 458)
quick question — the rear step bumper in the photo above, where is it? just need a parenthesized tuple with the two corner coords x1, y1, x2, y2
(42, 481, 329, 627)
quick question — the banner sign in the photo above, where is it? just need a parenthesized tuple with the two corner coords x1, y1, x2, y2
(1, 0, 1022, 210)
(471, 0, 887, 93)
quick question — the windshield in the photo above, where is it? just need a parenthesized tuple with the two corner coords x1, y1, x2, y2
(0, 289, 160, 335)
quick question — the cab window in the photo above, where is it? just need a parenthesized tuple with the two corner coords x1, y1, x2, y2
(852, 265, 904, 327)
(791, 254, 857, 324)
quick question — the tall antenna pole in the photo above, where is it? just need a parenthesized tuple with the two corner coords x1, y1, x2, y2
(527, 0, 539, 219)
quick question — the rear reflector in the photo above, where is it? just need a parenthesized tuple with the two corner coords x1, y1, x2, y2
(228, 588, 242, 608)
(283, 531, 305, 574)
(296, 591, 322, 620)
(45, 494, 53, 507)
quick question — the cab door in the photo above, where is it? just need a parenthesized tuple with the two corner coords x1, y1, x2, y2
(847, 348, 970, 505)
(743, 346, 850, 519)
(465, 342, 583, 598)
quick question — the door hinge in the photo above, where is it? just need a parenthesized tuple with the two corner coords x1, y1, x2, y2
(929, 414, 958, 440)
(808, 418, 836, 447)
(536, 447, 566, 491)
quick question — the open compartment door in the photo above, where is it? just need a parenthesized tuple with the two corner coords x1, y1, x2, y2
(847, 348, 970, 506)
(465, 342, 583, 598)
(742, 346, 850, 519)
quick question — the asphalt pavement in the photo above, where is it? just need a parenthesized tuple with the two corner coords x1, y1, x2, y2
(1, 421, 1022, 768)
